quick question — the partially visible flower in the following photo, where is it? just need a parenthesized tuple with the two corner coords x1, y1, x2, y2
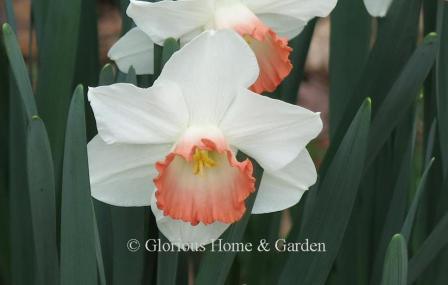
(90, 30, 322, 245)
(364, 0, 394, 17)
(109, 0, 337, 94)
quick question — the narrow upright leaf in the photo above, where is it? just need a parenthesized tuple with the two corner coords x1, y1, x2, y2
(408, 212, 448, 283)
(279, 99, 371, 285)
(366, 34, 439, 167)
(437, 1, 448, 178)
(99, 64, 117, 86)
(26, 118, 59, 285)
(35, 0, 83, 175)
(281, 19, 316, 104)
(161, 38, 180, 68)
(329, 0, 371, 138)
(381, 234, 408, 285)
(60, 86, 97, 285)
(401, 158, 435, 240)
(2, 23, 37, 120)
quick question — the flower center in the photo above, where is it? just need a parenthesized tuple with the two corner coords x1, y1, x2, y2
(192, 148, 217, 175)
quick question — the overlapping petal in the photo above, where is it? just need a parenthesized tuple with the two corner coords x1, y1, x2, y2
(108, 27, 154, 75)
(220, 89, 322, 172)
(252, 149, 317, 214)
(88, 136, 172, 206)
(88, 81, 188, 144)
(363, 0, 394, 17)
(127, 0, 211, 45)
(242, 0, 337, 39)
(157, 30, 259, 125)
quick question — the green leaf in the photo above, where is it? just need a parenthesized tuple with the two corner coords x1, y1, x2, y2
(329, 0, 371, 138)
(60, 86, 97, 285)
(2, 23, 37, 120)
(370, 113, 417, 283)
(4, 0, 17, 32)
(437, 1, 448, 178)
(161, 38, 180, 68)
(32, 0, 50, 46)
(278, 98, 371, 285)
(34, 0, 83, 178)
(118, 0, 133, 34)
(99, 64, 117, 86)
(401, 158, 435, 240)
(8, 81, 35, 285)
(26, 117, 59, 285)
(381, 234, 408, 285)
(91, 201, 107, 285)
(324, 0, 422, 177)
(0, 32, 10, 285)
(366, 34, 439, 167)
(408, 211, 448, 283)
(111, 207, 147, 285)
(157, 234, 179, 285)
(280, 19, 316, 104)
(195, 159, 263, 285)
(126, 66, 137, 85)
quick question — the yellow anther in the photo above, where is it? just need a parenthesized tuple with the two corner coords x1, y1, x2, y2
(243, 34, 253, 44)
(193, 148, 217, 175)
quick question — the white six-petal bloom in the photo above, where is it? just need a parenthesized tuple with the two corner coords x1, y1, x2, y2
(90, 30, 322, 245)
(109, 0, 337, 93)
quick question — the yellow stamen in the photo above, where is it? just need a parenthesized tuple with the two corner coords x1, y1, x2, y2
(192, 148, 217, 175)
(243, 34, 253, 45)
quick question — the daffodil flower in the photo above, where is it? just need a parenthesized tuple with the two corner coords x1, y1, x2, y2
(109, 0, 336, 94)
(364, 0, 394, 17)
(90, 30, 322, 245)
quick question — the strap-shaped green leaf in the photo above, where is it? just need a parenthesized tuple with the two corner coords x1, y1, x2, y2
(99, 64, 117, 86)
(278, 98, 371, 285)
(34, 0, 83, 176)
(60, 86, 97, 285)
(26, 117, 59, 285)
(401, 158, 435, 240)
(437, 1, 448, 178)
(408, 211, 448, 283)
(329, 0, 371, 138)
(370, 113, 417, 282)
(366, 34, 439, 167)
(381, 234, 408, 285)
(2, 23, 37, 120)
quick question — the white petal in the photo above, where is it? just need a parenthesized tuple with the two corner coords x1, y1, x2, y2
(150, 194, 230, 246)
(364, 0, 393, 17)
(220, 89, 322, 172)
(257, 14, 306, 39)
(88, 81, 188, 144)
(127, 0, 211, 45)
(108, 27, 154, 75)
(88, 136, 172, 207)
(242, 0, 337, 39)
(157, 29, 259, 125)
(252, 149, 317, 214)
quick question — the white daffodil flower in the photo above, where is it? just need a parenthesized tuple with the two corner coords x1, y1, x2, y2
(109, 0, 337, 94)
(91, 30, 322, 245)
(364, 0, 394, 17)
